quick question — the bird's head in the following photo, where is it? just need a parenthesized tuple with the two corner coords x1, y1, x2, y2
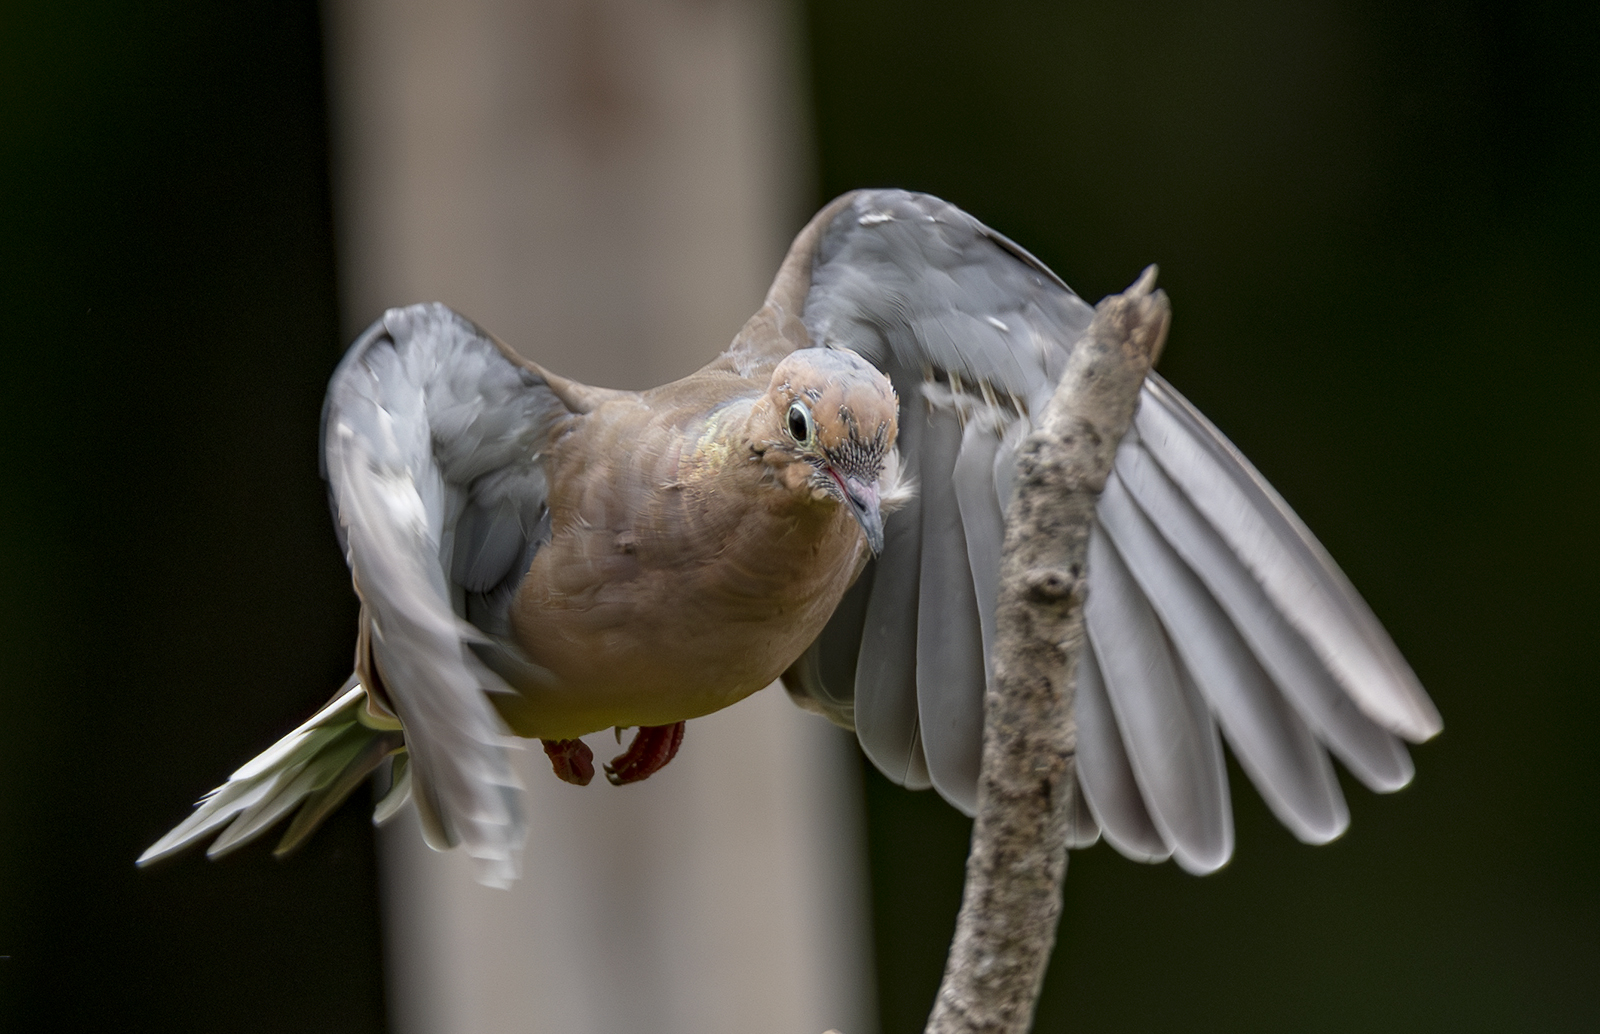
(753, 348, 901, 555)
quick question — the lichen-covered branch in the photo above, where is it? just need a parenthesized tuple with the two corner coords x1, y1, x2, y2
(925, 267, 1171, 1034)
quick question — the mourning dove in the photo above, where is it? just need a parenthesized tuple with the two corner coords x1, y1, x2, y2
(139, 190, 1441, 887)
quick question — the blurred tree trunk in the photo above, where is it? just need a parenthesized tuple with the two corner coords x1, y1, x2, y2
(322, 1, 876, 1032)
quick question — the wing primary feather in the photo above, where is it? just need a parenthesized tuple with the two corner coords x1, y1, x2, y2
(1074, 644, 1170, 862)
(1099, 472, 1349, 843)
(1064, 764, 1102, 850)
(906, 719, 932, 790)
(1115, 438, 1415, 792)
(1135, 375, 1440, 742)
(332, 417, 522, 883)
(952, 414, 1006, 673)
(915, 404, 988, 815)
(855, 381, 931, 789)
(1086, 525, 1232, 874)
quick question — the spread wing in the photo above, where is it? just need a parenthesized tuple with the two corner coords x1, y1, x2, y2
(322, 303, 574, 886)
(768, 190, 1441, 873)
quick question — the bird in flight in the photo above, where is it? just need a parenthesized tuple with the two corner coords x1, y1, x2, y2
(139, 190, 1441, 888)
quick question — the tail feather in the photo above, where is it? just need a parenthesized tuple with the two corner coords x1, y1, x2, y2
(275, 724, 403, 856)
(138, 678, 404, 867)
(373, 752, 413, 826)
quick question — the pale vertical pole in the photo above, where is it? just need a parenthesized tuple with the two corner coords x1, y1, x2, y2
(321, 2, 876, 1033)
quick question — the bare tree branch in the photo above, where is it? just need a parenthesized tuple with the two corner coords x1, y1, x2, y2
(925, 267, 1171, 1034)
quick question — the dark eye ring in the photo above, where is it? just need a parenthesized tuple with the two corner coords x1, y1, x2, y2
(786, 401, 814, 444)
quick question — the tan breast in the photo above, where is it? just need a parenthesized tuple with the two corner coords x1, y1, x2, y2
(496, 379, 867, 740)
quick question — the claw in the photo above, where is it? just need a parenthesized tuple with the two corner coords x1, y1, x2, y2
(604, 722, 685, 785)
(542, 738, 595, 786)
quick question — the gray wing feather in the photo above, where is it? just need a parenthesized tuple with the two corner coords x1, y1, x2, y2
(452, 496, 526, 594)
(952, 415, 1006, 671)
(1075, 645, 1171, 863)
(1064, 765, 1102, 850)
(781, 559, 874, 731)
(1099, 472, 1349, 844)
(805, 192, 1093, 401)
(786, 189, 1435, 871)
(1086, 525, 1232, 874)
(805, 190, 1094, 800)
(853, 379, 931, 789)
(915, 406, 988, 815)
(323, 303, 566, 887)
(992, 416, 1027, 518)
(1114, 436, 1415, 792)
(1135, 375, 1441, 742)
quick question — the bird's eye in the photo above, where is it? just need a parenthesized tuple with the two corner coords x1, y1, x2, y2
(786, 401, 814, 444)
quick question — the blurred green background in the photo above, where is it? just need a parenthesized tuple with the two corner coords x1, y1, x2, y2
(2, 1, 1595, 1031)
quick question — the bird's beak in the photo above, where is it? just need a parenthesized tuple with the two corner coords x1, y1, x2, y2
(842, 476, 884, 556)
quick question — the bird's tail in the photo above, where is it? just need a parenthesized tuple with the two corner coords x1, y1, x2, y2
(137, 676, 409, 867)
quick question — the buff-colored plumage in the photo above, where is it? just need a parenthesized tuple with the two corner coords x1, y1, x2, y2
(140, 190, 1438, 888)
(495, 347, 902, 740)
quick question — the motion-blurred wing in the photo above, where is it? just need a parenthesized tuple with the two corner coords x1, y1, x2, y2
(322, 303, 572, 886)
(775, 189, 1439, 871)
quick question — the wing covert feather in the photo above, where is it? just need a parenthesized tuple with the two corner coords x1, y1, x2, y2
(803, 191, 1094, 406)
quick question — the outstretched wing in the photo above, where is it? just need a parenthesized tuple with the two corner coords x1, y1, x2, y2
(772, 190, 1441, 873)
(323, 303, 574, 886)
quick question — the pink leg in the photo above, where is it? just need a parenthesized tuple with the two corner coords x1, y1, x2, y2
(541, 738, 595, 786)
(605, 722, 686, 786)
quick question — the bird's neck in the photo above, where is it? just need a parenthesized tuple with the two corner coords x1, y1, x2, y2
(674, 396, 759, 488)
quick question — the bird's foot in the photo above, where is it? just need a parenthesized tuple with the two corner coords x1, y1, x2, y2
(541, 738, 595, 786)
(605, 722, 685, 785)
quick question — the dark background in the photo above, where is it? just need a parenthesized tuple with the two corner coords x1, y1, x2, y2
(0, 2, 386, 1031)
(2, 1, 1596, 1032)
